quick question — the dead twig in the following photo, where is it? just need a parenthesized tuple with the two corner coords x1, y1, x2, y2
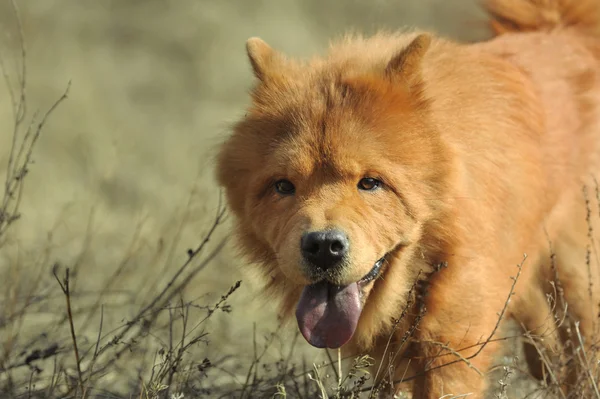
(53, 267, 84, 395)
(574, 321, 600, 398)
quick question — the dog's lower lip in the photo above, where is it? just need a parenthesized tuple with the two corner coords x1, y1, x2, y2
(358, 257, 385, 284)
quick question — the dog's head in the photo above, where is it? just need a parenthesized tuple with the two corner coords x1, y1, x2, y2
(216, 33, 453, 349)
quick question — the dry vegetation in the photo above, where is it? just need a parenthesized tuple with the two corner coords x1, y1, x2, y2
(0, 1, 598, 398)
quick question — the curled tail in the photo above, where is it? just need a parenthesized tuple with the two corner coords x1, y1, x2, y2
(484, 0, 600, 35)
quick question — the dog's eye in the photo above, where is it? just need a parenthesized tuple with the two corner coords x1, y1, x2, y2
(274, 179, 295, 195)
(358, 177, 381, 191)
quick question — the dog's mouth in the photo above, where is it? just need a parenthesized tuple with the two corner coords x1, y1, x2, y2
(295, 256, 386, 349)
(358, 256, 385, 285)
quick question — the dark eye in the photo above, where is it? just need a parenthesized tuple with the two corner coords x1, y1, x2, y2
(358, 177, 381, 191)
(274, 179, 295, 195)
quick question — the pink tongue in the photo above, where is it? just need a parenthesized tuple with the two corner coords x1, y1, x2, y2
(295, 281, 362, 349)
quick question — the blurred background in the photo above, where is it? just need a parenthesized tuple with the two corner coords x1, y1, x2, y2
(0, 1, 495, 397)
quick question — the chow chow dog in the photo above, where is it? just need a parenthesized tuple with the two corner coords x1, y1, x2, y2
(216, 0, 600, 396)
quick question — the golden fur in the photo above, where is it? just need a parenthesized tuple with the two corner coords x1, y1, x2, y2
(216, 0, 600, 396)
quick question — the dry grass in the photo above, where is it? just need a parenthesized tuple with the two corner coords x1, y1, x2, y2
(0, 1, 598, 398)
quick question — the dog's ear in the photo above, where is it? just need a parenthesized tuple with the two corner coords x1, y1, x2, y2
(246, 37, 280, 81)
(385, 34, 432, 83)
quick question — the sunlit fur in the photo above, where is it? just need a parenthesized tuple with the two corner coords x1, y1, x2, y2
(216, 0, 600, 396)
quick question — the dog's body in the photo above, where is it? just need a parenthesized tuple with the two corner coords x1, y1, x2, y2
(216, 1, 600, 396)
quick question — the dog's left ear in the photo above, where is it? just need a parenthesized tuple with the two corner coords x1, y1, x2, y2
(385, 33, 432, 84)
(246, 37, 280, 82)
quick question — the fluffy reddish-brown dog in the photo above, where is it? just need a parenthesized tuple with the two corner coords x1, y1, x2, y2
(216, 0, 600, 397)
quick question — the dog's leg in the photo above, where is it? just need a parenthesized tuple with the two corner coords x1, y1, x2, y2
(514, 283, 563, 382)
(408, 262, 515, 398)
(410, 330, 499, 398)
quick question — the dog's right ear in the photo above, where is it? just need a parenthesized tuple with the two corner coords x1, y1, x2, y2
(246, 37, 279, 81)
(385, 33, 432, 84)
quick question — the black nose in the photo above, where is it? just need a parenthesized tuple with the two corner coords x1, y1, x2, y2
(301, 230, 349, 270)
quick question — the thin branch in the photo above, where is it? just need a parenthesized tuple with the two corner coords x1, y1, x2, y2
(356, 254, 526, 395)
(52, 267, 84, 395)
(574, 321, 600, 398)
